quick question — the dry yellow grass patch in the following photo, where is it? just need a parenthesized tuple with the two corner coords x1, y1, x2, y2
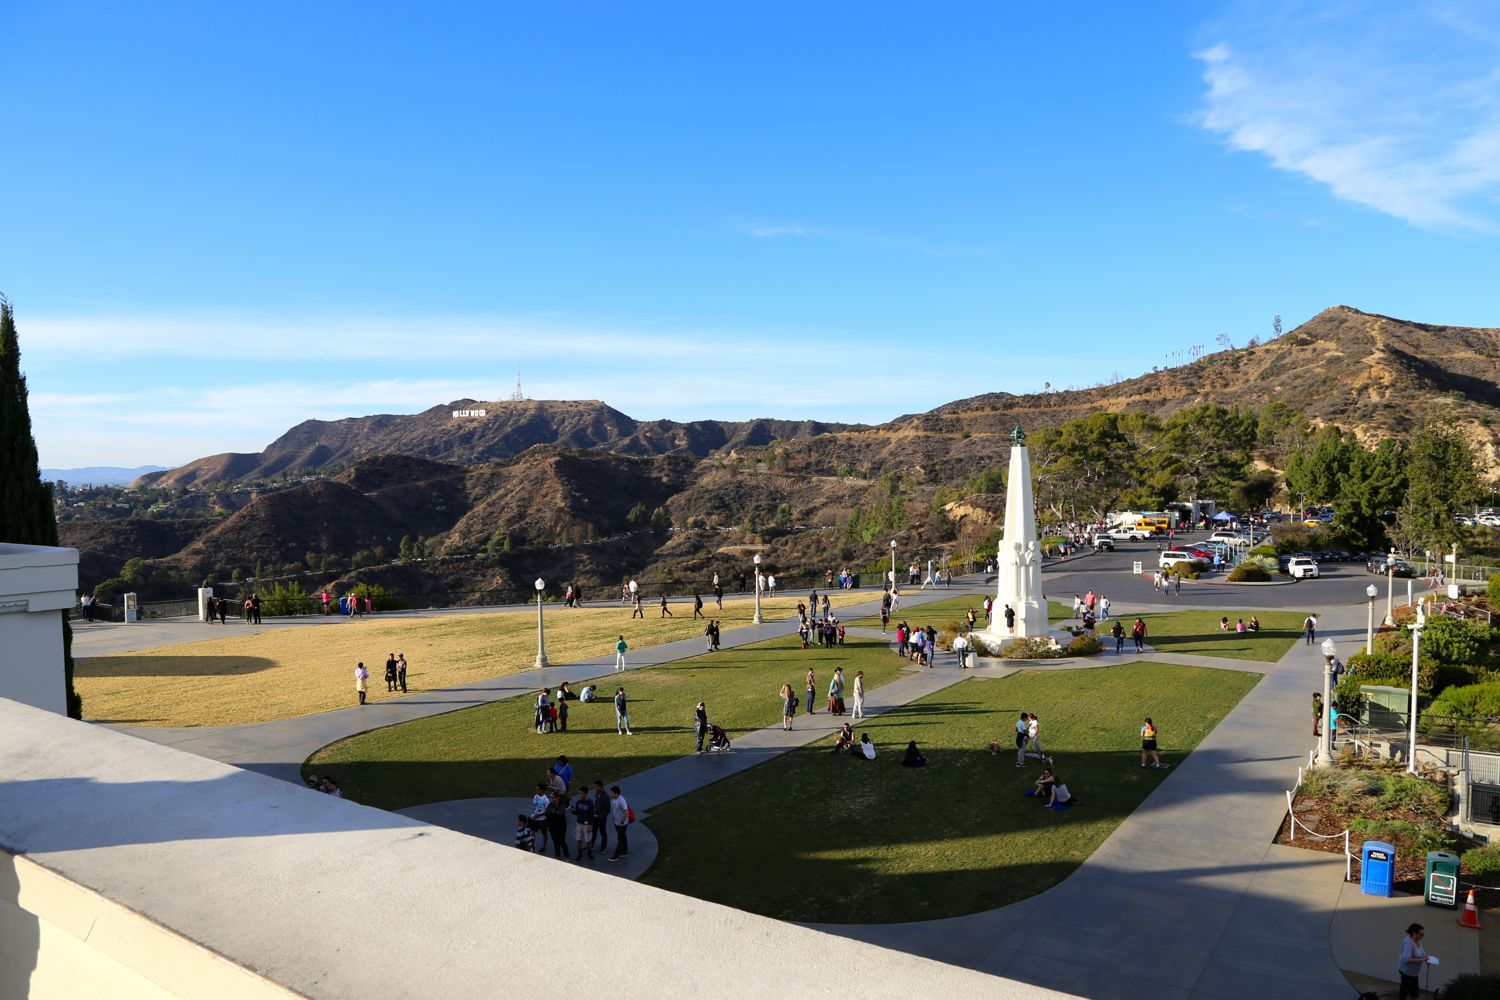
(77, 592, 871, 728)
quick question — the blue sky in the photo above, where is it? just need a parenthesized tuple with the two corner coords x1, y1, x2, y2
(4, 1, 1500, 468)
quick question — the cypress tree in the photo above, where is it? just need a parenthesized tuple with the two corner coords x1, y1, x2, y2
(0, 296, 82, 717)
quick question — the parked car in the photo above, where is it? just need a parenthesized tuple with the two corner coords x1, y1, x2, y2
(1208, 531, 1243, 545)
(1092, 534, 1116, 552)
(1183, 546, 1216, 560)
(1107, 526, 1150, 541)
(1366, 556, 1415, 577)
(1287, 557, 1320, 580)
(1159, 550, 1198, 570)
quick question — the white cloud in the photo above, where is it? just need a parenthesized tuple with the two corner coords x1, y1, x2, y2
(1194, 3, 1500, 231)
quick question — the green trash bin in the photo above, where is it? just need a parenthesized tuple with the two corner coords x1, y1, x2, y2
(1425, 850, 1460, 909)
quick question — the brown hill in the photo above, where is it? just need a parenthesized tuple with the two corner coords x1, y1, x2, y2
(771, 306, 1500, 479)
(141, 399, 854, 488)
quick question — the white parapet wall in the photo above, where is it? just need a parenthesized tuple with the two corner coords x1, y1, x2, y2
(0, 543, 78, 715)
(0, 699, 1068, 1000)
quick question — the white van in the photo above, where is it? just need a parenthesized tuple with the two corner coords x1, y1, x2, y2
(1159, 550, 1197, 570)
(1208, 531, 1244, 545)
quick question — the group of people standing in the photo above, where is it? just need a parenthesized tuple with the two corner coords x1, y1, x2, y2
(352, 653, 410, 704)
(517, 761, 634, 864)
(780, 666, 864, 728)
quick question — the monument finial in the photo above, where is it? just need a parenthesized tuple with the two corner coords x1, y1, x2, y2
(1011, 424, 1026, 445)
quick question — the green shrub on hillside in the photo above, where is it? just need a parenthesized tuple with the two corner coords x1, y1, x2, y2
(1065, 634, 1103, 656)
(1420, 615, 1494, 668)
(1247, 545, 1278, 558)
(1462, 844, 1500, 876)
(1227, 563, 1270, 582)
(1489, 572, 1500, 609)
(1428, 681, 1500, 720)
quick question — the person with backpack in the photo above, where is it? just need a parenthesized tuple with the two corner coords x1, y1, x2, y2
(779, 683, 796, 731)
(1141, 718, 1163, 768)
(607, 786, 632, 862)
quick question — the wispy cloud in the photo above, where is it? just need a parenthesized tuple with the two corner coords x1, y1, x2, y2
(1194, 3, 1500, 232)
(741, 222, 992, 257)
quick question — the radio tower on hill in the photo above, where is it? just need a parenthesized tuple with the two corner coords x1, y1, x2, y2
(510, 365, 525, 402)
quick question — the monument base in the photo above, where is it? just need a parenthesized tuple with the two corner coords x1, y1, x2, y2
(968, 627, 1077, 658)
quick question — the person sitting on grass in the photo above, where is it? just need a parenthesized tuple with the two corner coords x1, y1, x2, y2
(853, 734, 876, 760)
(902, 741, 927, 767)
(1219, 616, 1231, 631)
(832, 723, 854, 754)
(1046, 779, 1074, 809)
(1235, 618, 1246, 633)
(1247, 616, 1260, 632)
(1027, 769, 1057, 802)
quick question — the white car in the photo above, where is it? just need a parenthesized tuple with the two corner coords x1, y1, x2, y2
(1159, 550, 1198, 570)
(1208, 531, 1244, 545)
(1108, 526, 1151, 541)
(1287, 557, 1320, 580)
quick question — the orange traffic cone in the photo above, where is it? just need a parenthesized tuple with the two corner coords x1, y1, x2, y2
(1460, 888, 1482, 929)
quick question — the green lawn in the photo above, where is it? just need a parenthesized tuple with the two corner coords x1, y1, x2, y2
(306, 634, 914, 810)
(1132, 609, 1307, 662)
(641, 661, 1259, 923)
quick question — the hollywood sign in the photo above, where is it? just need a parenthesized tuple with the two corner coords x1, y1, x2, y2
(452, 409, 488, 418)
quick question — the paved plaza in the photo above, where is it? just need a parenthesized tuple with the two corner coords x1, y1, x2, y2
(88, 538, 1459, 999)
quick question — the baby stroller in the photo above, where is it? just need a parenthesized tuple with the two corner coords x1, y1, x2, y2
(705, 724, 732, 753)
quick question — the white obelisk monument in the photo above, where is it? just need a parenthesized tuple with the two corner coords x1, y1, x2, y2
(976, 426, 1048, 648)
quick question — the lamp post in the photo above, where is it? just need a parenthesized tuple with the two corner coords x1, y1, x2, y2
(532, 578, 548, 668)
(1365, 583, 1378, 655)
(1318, 637, 1337, 766)
(890, 539, 897, 592)
(752, 553, 763, 625)
(1407, 603, 1424, 775)
(1385, 550, 1396, 626)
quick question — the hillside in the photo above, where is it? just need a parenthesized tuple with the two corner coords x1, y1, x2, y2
(770, 306, 1500, 479)
(140, 399, 854, 487)
(67, 305, 1500, 604)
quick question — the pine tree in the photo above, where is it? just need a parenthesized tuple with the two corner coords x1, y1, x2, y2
(0, 297, 82, 717)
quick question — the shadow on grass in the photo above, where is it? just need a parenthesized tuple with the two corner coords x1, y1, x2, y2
(76, 655, 280, 677)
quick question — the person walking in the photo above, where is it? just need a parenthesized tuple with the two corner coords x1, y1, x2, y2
(693, 594, 704, 619)
(354, 662, 368, 705)
(1397, 923, 1427, 1000)
(397, 653, 408, 693)
(1026, 713, 1049, 764)
(1312, 692, 1324, 737)
(779, 683, 796, 730)
(953, 632, 970, 668)
(850, 670, 866, 720)
(607, 786, 631, 862)
(631, 594, 644, 619)
(1140, 717, 1162, 768)
(614, 635, 628, 671)
(1132, 617, 1147, 652)
(591, 780, 611, 857)
(614, 687, 633, 735)
(659, 595, 672, 618)
(1173, 573, 1182, 596)
(1304, 614, 1318, 644)
(1014, 712, 1030, 768)
(805, 667, 816, 716)
(1099, 594, 1110, 621)
(1111, 620, 1125, 654)
(694, 701, 709, 753)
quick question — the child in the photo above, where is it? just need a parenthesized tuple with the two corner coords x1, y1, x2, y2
(572, 789, 594, 860)
(515, 813, 535, 852)
(531, 783, 551, 851)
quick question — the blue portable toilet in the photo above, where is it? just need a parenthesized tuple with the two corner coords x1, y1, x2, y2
(338, 595, 350, 615)
(1361, 841, 1395, 897)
